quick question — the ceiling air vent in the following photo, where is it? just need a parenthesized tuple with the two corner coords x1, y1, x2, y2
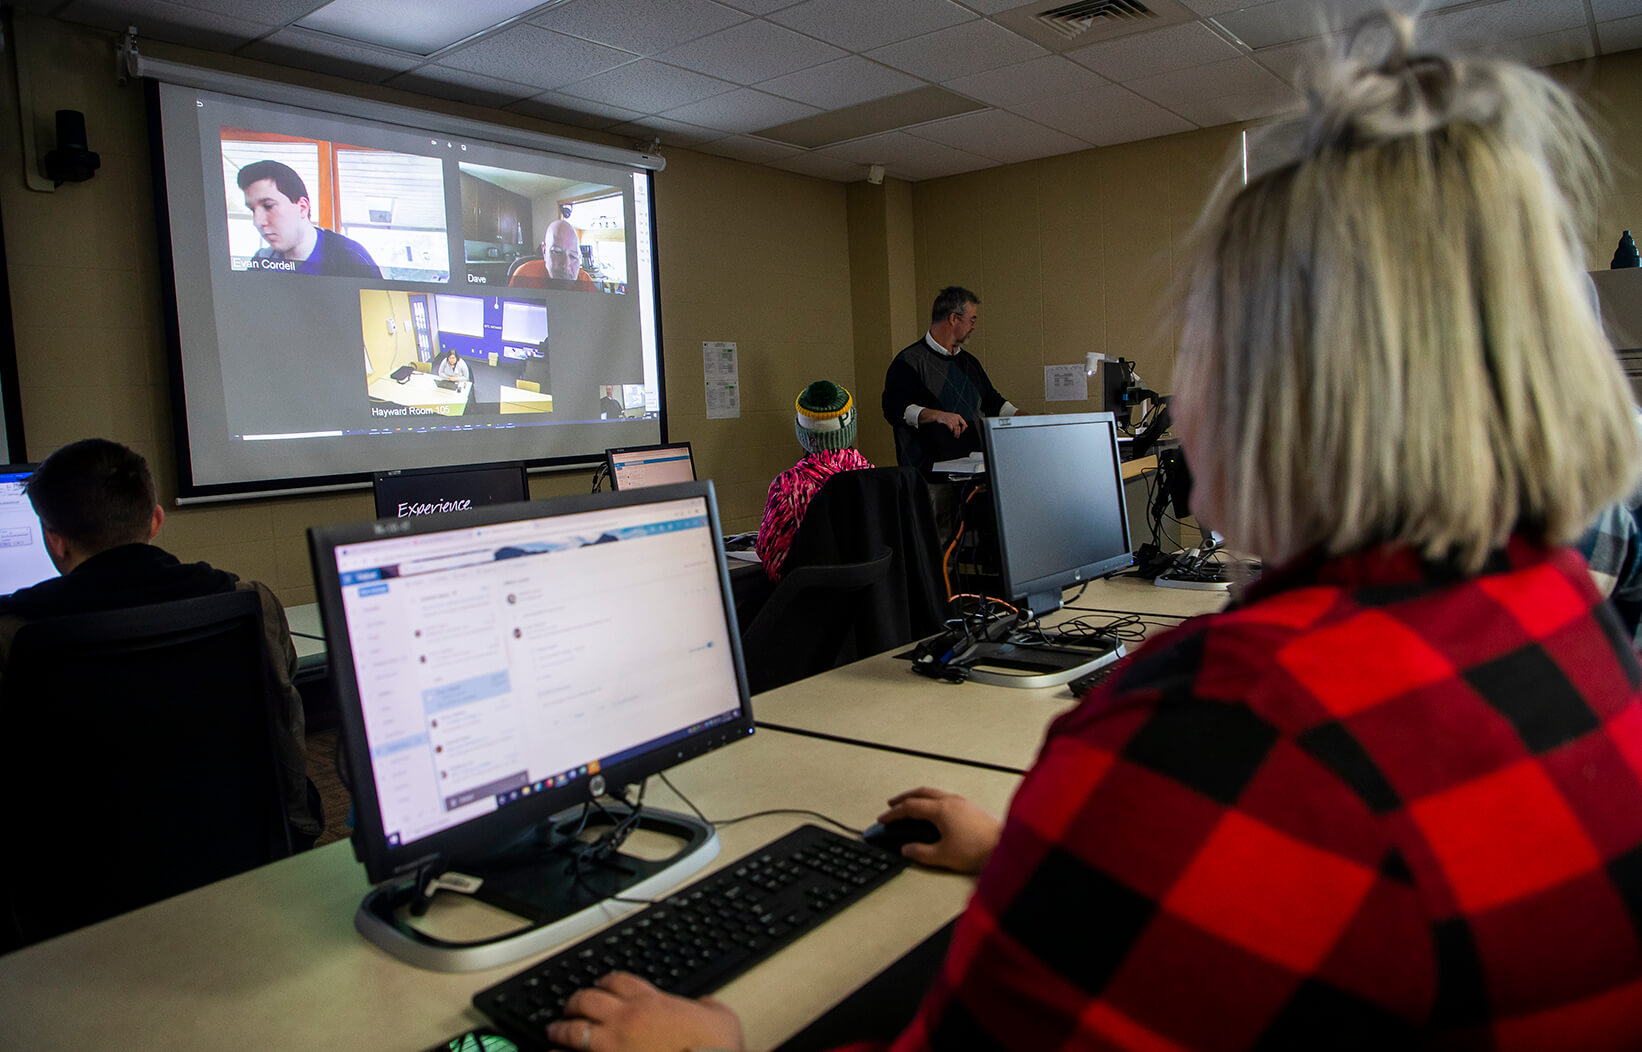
(993, 0, 1194, 52)
(1035, 0, 1156, 40)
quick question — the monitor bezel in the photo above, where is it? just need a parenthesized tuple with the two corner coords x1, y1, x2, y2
(308, 479, 754, 886)
(980, 412, 1135, 615)
(604, 442, 696, 491)
(370, 460, 530, 520)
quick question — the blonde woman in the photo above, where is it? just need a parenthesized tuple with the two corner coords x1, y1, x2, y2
(545, 16, 1642, 1050)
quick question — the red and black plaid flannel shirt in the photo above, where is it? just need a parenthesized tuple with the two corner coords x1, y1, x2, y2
(862, 537, 1642, 1050)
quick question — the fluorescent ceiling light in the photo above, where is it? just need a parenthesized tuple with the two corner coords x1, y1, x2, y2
(297, 0, 556, 56)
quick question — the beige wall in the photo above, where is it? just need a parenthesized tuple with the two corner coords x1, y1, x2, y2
(906, 51, 1642, 426)
(0, 16, 853, 603)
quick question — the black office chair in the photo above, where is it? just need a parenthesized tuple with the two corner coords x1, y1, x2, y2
(778, 467, 947, 662)
(506, 255, 542, 282)
(0, 590, 299, 951)
(740, 546, 892, 695)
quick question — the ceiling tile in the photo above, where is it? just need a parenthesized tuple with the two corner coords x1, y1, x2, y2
(241, 27, 420, 81)
(1598, 14, 1642, 53)
(663, 87, 822, 133)
(867, 19, 1049, 81)
(945, 56, 1108, 108)
(1162, 77, 1302, 127)
(758, 56, 925, 109)
(820, 131, 994, 179)
(434, 23, 635, 91)
(907, 108, 1091, 162)
(1067, 21, 1240, 82)
(770, 0, 977, 53)
(556, 59, 737, 112)
(1593, 0, 1640, 21)
(506, 91, 644, 128)
(387, 66, 542, 108)
(1180, 0, 1250, 16)
(608, 116, 727, 147)
(715, 0, 806, 12)
(528, 0, 749, 56)
(1251, 39, 1324, 86)
(768, 151, 876, 181)
(60, 0, 271, 50)
(952, 0, 1027, 11)
(657, 20, 847, 83)
(1211, 0, 1470, 50)
(161, 0, 323, 22)
(1013, 84, 1195, 145)
(1125, 56, 1284, 112)
(696, 135, 805, 163)
(1422, 0, 1591, 52)
(1489, 25, 1595, 66)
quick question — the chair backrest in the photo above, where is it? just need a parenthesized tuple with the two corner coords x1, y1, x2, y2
(780, 466, 947, 660)
(506, 255, 541, 280)
(740, 546, 893, 694)
(0, 590, 295, 950)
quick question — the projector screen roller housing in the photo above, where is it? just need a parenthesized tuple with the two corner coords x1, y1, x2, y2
(147, 74, 667, 501)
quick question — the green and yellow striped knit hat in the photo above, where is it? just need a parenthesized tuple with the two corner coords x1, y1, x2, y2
(794, 380, 857, 454)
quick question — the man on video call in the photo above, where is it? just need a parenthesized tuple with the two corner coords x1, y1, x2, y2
(237, 159, 382, 279)
(882, 285, 1017, 472)
(509, 218, 597, 290)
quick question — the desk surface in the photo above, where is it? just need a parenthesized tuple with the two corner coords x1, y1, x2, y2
(0, 732, 1019, 1051)
(754, 576, 1223, 772)
(368, 372, 472, 413)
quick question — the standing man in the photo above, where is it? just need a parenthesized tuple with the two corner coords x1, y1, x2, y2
(509, 219, 598, 290)
(882, 286, 1017, 472)
(236, 160, 381, 279)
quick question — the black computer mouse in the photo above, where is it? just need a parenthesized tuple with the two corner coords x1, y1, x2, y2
(861, 817, 941, 853)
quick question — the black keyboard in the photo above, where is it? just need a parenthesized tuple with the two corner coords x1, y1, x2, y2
(473, 824, 908, 1046)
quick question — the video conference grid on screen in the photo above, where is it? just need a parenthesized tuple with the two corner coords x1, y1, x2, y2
(0, 468, 55, 596)
(331, 496, 741, 847)
(152, 79, 665, 496)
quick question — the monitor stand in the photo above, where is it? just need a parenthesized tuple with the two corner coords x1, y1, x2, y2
(960, 637, 1124, 689)
(354, 804, 717, 973)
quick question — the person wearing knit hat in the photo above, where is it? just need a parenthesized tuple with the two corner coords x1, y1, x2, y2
(754, 380, 874, 581)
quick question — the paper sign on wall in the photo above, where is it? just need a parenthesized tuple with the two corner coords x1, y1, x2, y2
(1044, 364, 1088, 402)
(704, 341, 740, 419)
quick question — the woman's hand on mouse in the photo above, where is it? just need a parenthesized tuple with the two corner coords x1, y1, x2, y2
(879, 787, 1001, 873)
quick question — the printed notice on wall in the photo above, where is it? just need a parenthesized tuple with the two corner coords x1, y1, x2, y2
(704, 341, 740, 419)
(1044, 364, 1088, 402)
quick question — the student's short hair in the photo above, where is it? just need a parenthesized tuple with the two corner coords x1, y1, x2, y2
(1173, 14, 1639, 573)
(235, 159, 308, 204)
(26, 439, 157, 553)
(930, 286, 979, 326)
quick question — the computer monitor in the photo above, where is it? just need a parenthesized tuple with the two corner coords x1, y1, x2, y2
(1102, 358, 1137, 430)
(0, 465, 58, 596)
(309, 481, 753, 970)
(605, 443, 695, 490)
(372, 461, 529, 520)
(984, 413, 1133, 617)
(961, 414, 1134, 687)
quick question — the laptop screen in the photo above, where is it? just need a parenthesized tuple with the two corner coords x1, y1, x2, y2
(606, 444, 695, 491)
(0, 466, 58, 596)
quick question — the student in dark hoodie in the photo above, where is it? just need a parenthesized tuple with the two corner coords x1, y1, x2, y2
(0, 438, 321, 844)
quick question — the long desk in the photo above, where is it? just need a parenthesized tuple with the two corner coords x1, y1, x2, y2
(0, 731, 1020, 1051)
(755, 575, 1227, 772)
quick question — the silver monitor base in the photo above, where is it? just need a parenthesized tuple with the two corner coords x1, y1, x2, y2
(1154, 573, 1231, 591)
(354, 808, 719, 973)
(963, 640, 1124, 689)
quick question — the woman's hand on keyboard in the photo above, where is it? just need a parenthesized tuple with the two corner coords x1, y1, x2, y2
(879, 787, 1001, 874)
(548, 973, 743, 1052)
